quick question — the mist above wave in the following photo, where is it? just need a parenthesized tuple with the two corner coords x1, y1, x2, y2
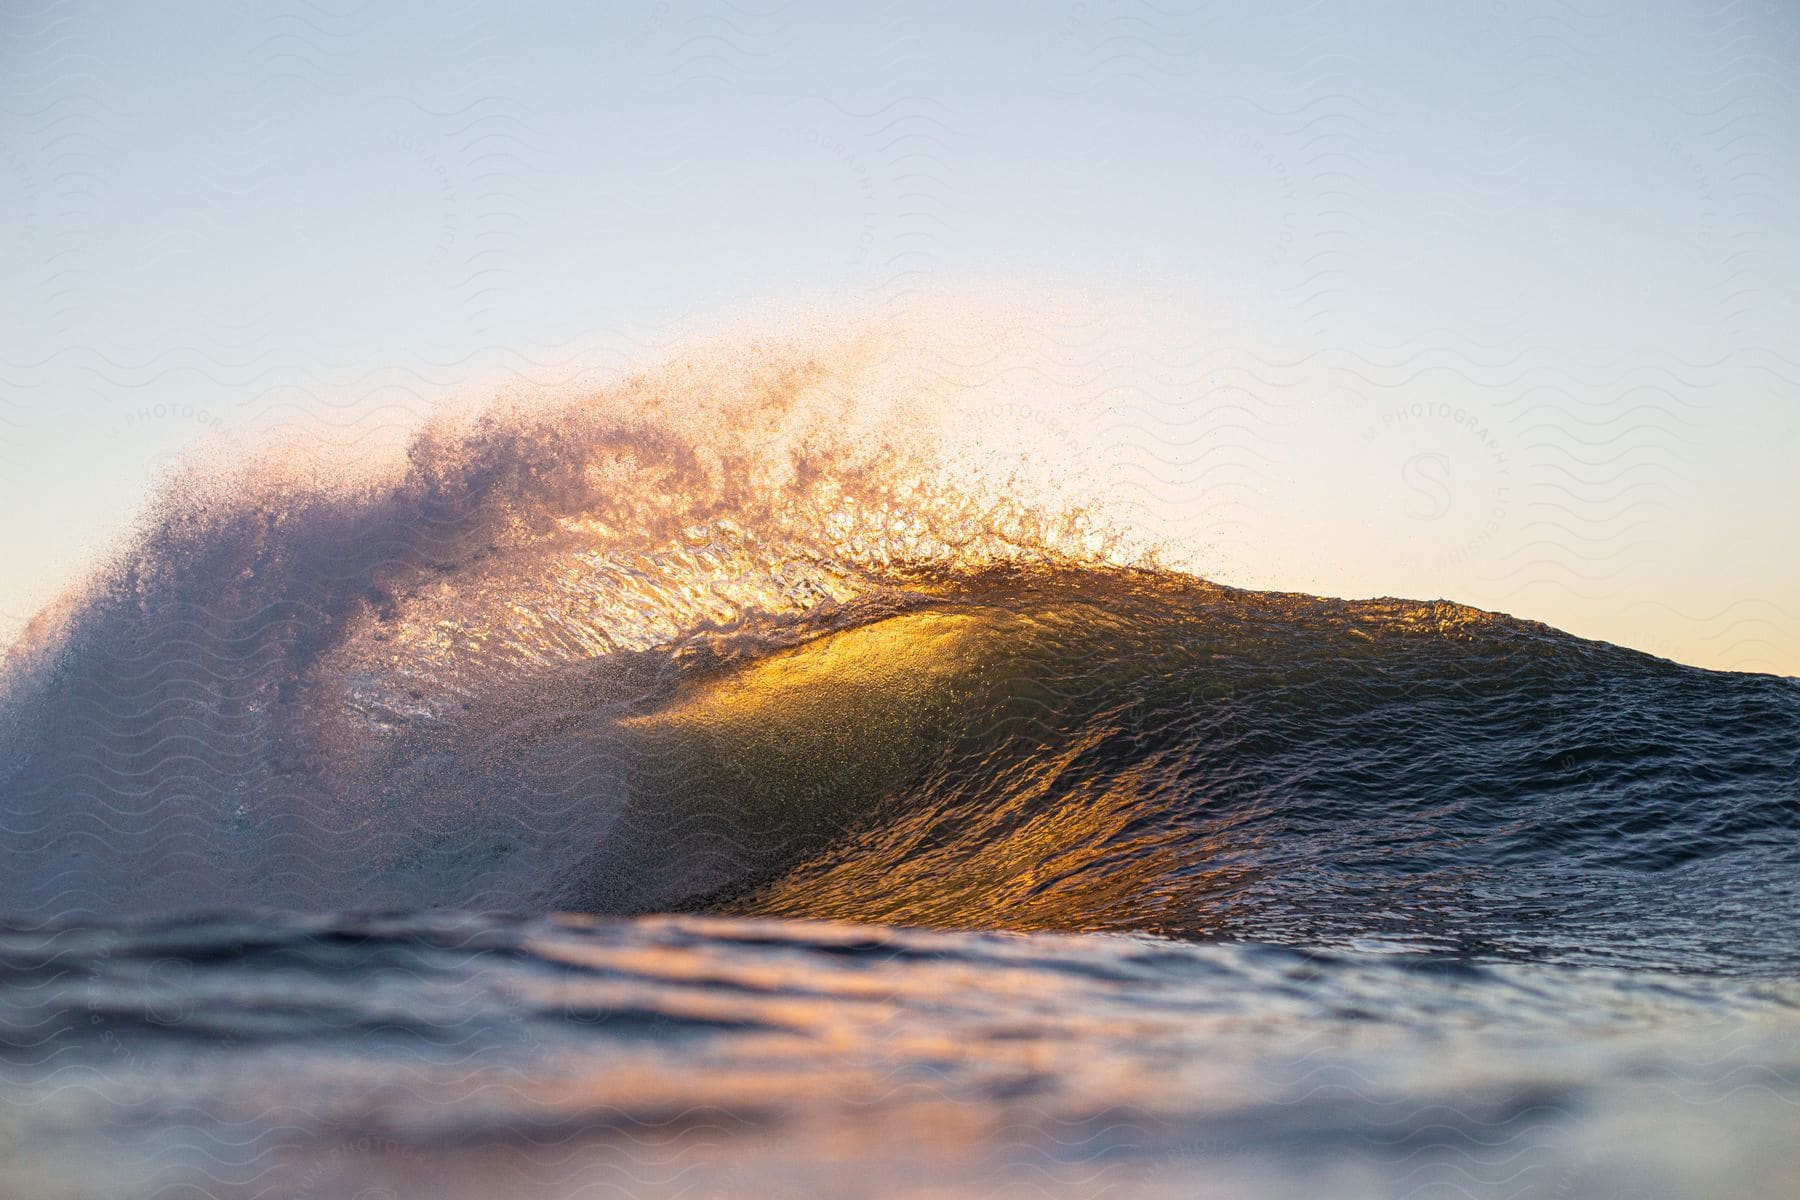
(0, 326, 1127, 918)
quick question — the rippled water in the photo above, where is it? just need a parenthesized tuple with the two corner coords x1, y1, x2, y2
(3, 914, 1797, 1199)
(3, 351, 1796, 1197)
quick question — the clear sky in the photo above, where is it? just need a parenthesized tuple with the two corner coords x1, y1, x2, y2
(3, 1, 1797, 673)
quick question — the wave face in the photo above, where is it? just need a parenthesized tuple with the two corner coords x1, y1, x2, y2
(702, 572, 1800, 972)
(1, 338, 1796, 975)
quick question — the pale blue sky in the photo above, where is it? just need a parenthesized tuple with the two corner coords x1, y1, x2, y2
(4, 1, 1798, 670)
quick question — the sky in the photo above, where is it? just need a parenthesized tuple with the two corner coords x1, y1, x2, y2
(3, 1, 1798, 673)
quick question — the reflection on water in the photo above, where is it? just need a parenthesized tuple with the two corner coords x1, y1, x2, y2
(2, 913, 1797, 1199)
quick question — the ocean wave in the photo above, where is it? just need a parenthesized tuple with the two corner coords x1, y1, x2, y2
(1, 337, 1794, 976)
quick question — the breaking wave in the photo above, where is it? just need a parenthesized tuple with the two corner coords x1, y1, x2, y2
(1, 330, 1795, 975)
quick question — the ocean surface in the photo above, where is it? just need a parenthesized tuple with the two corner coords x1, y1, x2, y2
(2, 368, 1796, 1197)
